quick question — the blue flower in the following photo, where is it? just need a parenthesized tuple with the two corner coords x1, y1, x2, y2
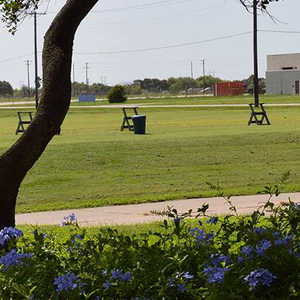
(71, 233, 84, 245)
(190, 227, 214, 243)
(210, 253, 230, 266)
(110, 269, 121, 279)
(237, 256, 244, 263)
(253, 227, 266, 234)
(272, 231, 281, 238)
(61, 213, 77, 226)
(120, 271, 132, 281)
(292, 202, 300, 210)
(173, 217, 183, 224)
(190, 227, 200, 236)
(0, 249, 32, 270)
(167, 271, 193, 293)
(205, 232, 214, 240)
(107, 269, 132, 283)
(74, 234, 83, 240)
(103, 281, 111, 291)
(70, 213, 76, 222)
(0, 227, 23, 246)
(54, 272, 81, 293)
(203, 266, 230, 284)
(244, 268, 276, 289)
(274, 234, 292, 247)
(177, 283, 186, 293)
(241, 245, 253, 257)
(180, 271, 194, 280)
(206, 217, 218, 224)
(167, 278, 175, 287)
(255, 240, 272, 256)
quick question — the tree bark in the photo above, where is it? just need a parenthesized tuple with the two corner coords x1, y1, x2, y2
(0, 0, 99, 229)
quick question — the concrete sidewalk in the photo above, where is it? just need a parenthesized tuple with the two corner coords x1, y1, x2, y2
(3, 103, 300, 110)
(15, 192, 300, 227)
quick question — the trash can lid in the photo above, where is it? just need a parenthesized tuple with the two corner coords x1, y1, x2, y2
(132, 114, 146, 118)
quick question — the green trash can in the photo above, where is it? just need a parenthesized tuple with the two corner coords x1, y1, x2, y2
(132, 114, 146, 134)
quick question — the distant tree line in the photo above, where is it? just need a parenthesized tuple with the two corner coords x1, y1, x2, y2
(71, 75, 225, 97)
(130, 75, 223, 94)
(244, 75, 266, 94)
(71, 81, 111, 97)
(0, 74, 265, 99)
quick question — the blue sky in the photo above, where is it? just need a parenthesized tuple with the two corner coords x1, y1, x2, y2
(0, 0, 299, 88)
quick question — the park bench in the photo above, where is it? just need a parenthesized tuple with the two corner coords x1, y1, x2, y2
(248, 103, 271, 126)
(16, 111, 33, 134)
(15, 111, 61, 135)
(120, 106, 139, 131)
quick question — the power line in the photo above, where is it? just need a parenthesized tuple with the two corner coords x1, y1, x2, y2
(74, 29, 300, 56)
(0, 53, 37, 64)
(47, 0, 196, 14)
(43, 0, 51, 14)
(75, 32, 252, 55)
(94, 0, 195, 13)
(1, 29, 300, 66)
(258, 29, 300, 34)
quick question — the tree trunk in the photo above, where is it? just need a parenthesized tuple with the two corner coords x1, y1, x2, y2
(0, 0, 99, 229)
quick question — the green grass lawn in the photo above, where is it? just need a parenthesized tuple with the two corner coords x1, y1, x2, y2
(1, 103, 300, 213)
(113, 94, 300, 106)
(2, 94, 300, 107)
(67, 94, 300, 107)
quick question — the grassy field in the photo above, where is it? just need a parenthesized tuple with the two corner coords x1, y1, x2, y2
(1, 94, 300, 107)
(1, 100, 300, 213)
(103, 94, 300, 106)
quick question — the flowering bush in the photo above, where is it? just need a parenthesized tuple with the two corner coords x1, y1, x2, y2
(0, 191, 299, 299)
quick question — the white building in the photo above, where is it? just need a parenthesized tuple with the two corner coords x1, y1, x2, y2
(266, 53, 300, 95)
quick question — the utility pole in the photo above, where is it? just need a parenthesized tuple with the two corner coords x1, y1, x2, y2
(190, 61, 194, 79)
(73, 63, 75, 83)
(34, 12, 38, 108)
(201, 59, 205, 93)
(85, 62, 89, 87)
(27, 11, 45, 109)
(253, 0, 259, 107)
(25, 60, 31, 97)
(72, 63, 75, 97)
(100, 76, 106, 85)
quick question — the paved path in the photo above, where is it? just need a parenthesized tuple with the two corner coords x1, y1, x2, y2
(16, 192, 300, 227)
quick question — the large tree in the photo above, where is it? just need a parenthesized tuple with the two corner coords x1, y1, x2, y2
(0, 0, 98, 229)
(0, 0, 280, 230)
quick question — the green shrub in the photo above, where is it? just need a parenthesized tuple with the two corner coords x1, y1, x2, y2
(0, 187, 299, 299)
(107, 85, 127, 103)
